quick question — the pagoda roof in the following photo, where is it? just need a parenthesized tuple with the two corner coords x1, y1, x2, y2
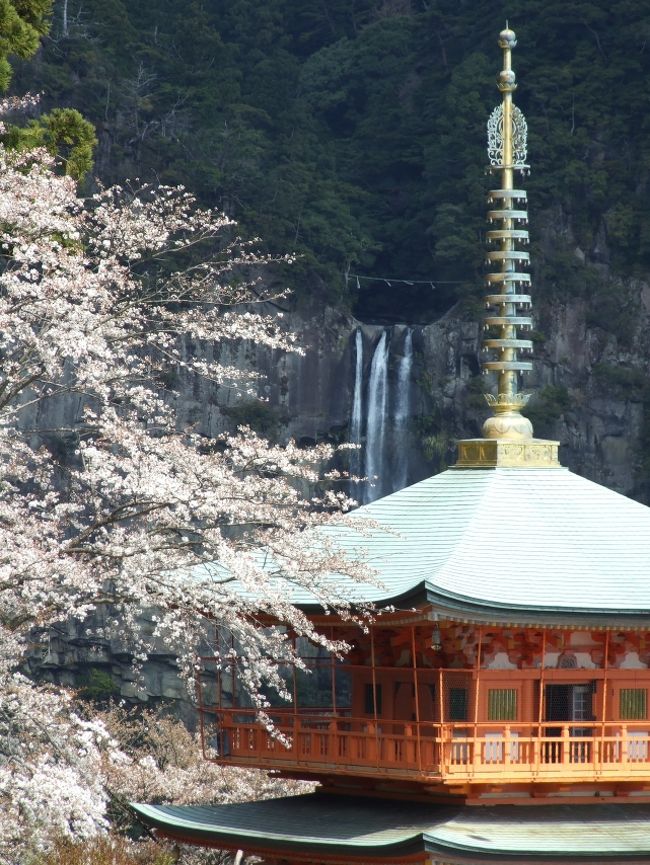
(249, 463, 650, 625)
(132, 793, 650, 861)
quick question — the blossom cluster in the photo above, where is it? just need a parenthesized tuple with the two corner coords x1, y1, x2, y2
(0, 132, 374, 856)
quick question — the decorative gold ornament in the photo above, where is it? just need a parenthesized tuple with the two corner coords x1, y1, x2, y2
(498, 26, 517, 49)
(482, 409, 533, 441)
(453, 26, 563, 468)
(484, 393, 530, 409)
(455, 438, 561, 469)
(482, 392, 533, 440)
(487, 104, 528, 167)
(481, 24, 534, 441)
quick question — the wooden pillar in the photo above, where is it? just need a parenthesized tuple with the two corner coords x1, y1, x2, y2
(330, 626, 337, 717)
(215, 627, 223, 754)
(217, 644, 223, 712)
(536, 628, 546, 773)
(411, 624, 422, 770)
(231, 630, 237, 709)
(600, 630, 610, 767)
(292, 633, 298, 717)
(291, 632, 298, 755)
(370, 625, 379, 764)
(438, 665, 445, 771)
(473, 627, 483, 772)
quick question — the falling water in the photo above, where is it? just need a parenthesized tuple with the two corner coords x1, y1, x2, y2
(393, 327, 413, 491)
(364, 330, 389, 502)
(349, 329, 363, 478)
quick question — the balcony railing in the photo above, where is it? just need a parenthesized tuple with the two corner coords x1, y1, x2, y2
(205, 709, 650, 785)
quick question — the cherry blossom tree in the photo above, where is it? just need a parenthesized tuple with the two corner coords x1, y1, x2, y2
(0, 103, 373, 858)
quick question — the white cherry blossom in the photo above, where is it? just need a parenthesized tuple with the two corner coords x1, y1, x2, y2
(0, 132, 374, 857)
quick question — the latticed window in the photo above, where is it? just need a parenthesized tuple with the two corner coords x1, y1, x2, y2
(488, 688, 518, 721)
(449, 687, 469, 721)
(620, 688, 647, 720)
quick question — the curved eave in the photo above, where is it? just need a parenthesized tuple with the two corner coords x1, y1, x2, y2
(293, 581, 650, 629)
(423, 584, 650, 628)
(423, 803, 650, 862)
(424, 839, 650, 864)
(131, 797, 650, 862)
(131, 798, 430, 859)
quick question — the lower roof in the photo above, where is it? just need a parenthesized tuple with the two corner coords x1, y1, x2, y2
(132, 793, 650, 861)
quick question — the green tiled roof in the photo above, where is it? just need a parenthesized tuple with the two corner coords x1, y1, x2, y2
(132, 794, 430, 854)
(132, 794, 650, 860)
(337, 465, 650, 620)
(428, 801, 650, 859)
(195, 464, 650, 624)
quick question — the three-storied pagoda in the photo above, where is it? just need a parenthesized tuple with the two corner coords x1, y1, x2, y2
(134, 27, 650, 864)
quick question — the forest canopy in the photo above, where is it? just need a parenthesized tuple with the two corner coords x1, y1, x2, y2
(9, 0, 650, 323)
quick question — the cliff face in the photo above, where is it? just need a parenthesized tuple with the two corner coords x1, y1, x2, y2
(529, 294, 648, 499)
(179, 285, 650, 506)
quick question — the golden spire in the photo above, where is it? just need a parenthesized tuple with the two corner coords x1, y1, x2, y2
(454, 26, 560, 469)
(481, 25, 534, 441)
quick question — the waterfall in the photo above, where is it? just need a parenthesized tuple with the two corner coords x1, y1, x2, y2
(349, 329, 363, 478)
(349, 325, 415, 505)
(393, 327, 413, 490)
(364, 331, 389, 503)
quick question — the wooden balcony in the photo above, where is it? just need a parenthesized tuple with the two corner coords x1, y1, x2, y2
(206, 709, 650, 787)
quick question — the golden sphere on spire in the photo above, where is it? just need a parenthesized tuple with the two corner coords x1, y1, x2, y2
(497, 69, 517, 92)
(498, 27, 517, 48)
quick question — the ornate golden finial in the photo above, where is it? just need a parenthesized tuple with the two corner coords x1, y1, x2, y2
(454, 27, 560, 470)
(481, 25, 534, 441)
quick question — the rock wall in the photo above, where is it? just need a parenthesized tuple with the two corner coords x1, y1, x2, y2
(181, 286, 650, 505)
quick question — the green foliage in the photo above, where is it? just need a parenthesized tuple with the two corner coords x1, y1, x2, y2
(590, 363, 650, 497)
(222, 400, 290, 437)
(0, 0, 51, 90)
(4, 107, 97, 179)
(605, 203, 638, 253)
(593, 363, 647, 398)
(465, 374, 491, 412)
(6, 0, 650, 329)
(414, 370, 458, 472)
(0, 1, 98, 181)
(586, 279, 639, 347)
(421, 431, 451, 469)
(78, 667, 118, 702)
(522, 385, 571, 436)
(536, 249, 591, 299)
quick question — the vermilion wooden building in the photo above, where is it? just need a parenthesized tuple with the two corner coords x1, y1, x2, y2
(134, 28, 650, 864)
